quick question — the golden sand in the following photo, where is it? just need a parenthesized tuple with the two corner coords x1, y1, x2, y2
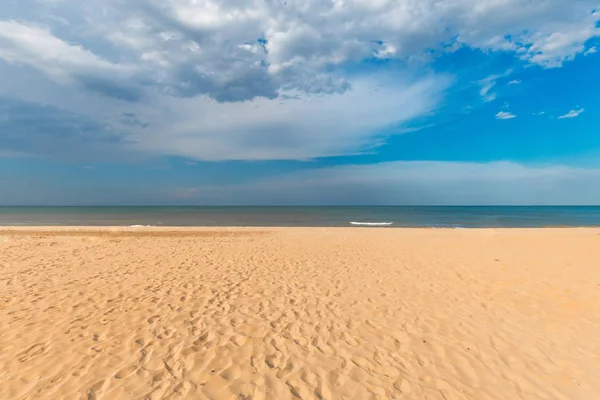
(1, 227, 599, 399)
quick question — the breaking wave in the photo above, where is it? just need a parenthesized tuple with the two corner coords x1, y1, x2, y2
(349, 222, 394, 226)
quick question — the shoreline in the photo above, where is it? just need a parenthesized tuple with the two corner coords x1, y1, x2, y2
(1, 226, 599, 239)
(1, 225, 600, 230)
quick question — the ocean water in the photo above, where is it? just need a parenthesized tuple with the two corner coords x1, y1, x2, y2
(1, 206, 600, 227)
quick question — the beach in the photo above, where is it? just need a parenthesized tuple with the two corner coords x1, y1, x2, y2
(1, 227, 599, 400)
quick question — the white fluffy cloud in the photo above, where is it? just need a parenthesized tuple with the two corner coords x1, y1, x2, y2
(0, 21, 126, 78)
(2, 0, 598, 102)
(516, 21, 599, 67)
(558, 108, 585, 119)
(496, 111, 516, 120)
(106, 0, 600, 97)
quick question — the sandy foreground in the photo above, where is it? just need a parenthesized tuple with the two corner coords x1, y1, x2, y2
(1, 227, 600, 400)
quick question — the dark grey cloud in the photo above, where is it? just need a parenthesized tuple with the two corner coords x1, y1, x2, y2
(119, 112, 149, 128)
(75, 75, 143, 102)
(170, 61, 278, 102)
(0, 96, 130, 160)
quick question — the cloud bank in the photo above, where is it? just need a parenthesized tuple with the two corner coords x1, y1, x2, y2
(4, 161, 600, 205)
(179, 161, 600, 206)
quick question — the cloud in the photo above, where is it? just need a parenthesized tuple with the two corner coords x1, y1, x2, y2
(508, 80, 521, 85)
(0, 20, 140, 101)
(119, 112, 149, 128)
(1, 1, 598, 104)
(483, 9, 600, 68)
(558, 108, 585, 119)
(5, 161, 600, 205)
(0, 68, 447, 164)
(114, 0, 599, 83)
(515, 26, 599, 67)
(77, 75, 142, 102)
(0, 96, 130, 160)
(0, 0, 598, 164)
(478, 70, 513, 102)
(585, 46, 597, 55)
(0, 65, 449, 162)
(167, 161, 600, 206)
(496, 111, 516, 120)
(479, 81, 497, 102)
(128, 74, 451, 161)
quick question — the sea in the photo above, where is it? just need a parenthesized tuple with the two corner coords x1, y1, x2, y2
(1, 206, 600, 228)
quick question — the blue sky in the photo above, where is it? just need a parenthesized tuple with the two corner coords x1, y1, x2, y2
(1, 0, 600, 205)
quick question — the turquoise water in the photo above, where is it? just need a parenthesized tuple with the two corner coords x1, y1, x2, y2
(1, 206, 600, 227)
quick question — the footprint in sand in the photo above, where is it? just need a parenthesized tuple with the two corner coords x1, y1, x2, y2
(182, 345, 203, 356)
(152, 370, 168, 385)
(230, 334, 247, 346)
(193, 330, 216, 345)
(16, 343, 47, 362)
(171, 381, 195, 397)
(87, 380, 106, 400)
(265, 352, 284, 369)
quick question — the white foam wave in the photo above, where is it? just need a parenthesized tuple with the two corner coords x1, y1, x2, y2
(129, 225, 154, 227)
(350, 222, 393, 226)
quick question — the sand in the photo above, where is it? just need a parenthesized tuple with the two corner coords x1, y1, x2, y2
(1, 227, 599, 400)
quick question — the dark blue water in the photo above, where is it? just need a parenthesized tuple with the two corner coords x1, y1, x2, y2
(1, 206, 600, 227)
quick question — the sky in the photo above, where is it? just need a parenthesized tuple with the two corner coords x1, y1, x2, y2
(0, 0, 599, 205)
